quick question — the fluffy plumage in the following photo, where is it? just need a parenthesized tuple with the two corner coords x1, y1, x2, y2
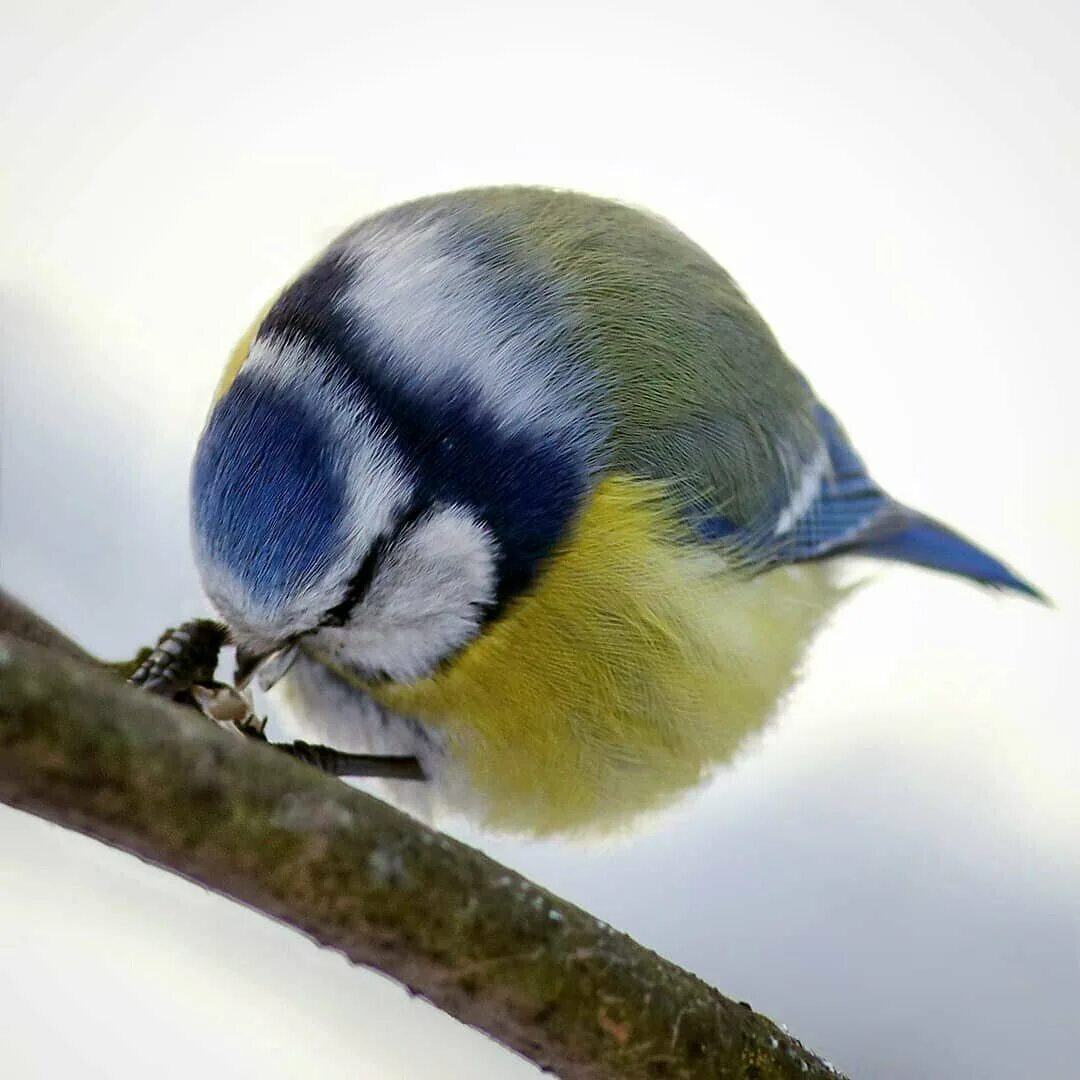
(299, 478, 846, 833)
(192, 186, 1040, 834)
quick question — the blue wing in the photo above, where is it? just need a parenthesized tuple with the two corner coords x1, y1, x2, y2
(701, 403, 1043, 600)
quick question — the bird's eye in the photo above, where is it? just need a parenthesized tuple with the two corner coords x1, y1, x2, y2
(320, 556, 377, 628)
(319, 501, 428, 628)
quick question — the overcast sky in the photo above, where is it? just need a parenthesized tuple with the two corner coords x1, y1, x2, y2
(2, 2, 1078, 1077)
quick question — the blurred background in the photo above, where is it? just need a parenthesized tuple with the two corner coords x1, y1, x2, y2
(2, 2, 1077, 1077)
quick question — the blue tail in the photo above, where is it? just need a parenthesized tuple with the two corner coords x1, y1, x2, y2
(702, 400, 1045, 601)
(853, 509, 1046, 601)
(759, 403, 1045, 601)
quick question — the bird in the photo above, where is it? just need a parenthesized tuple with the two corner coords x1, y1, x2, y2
(190, 186, 1040, 835)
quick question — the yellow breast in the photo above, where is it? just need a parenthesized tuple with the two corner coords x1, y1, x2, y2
(350, 476, 847, 835)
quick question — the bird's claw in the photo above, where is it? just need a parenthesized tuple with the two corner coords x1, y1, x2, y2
(128, 619, 228, 697)
(128, 619, 268, 738)
(129, 618, 422, 780)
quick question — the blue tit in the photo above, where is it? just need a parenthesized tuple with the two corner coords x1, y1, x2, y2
(191, 187, 1040, 835)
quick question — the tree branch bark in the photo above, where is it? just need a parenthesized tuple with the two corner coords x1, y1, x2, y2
(0, 590, 844, 1079)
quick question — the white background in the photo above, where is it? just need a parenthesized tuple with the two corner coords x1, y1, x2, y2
(2, 2, 1077, 1077)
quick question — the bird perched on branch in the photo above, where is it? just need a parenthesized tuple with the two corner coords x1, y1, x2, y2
(190, 187, 1040, 834)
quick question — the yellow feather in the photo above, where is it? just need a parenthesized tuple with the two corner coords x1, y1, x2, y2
(213, 305, 272, 403)
(327, 476, 849, 836)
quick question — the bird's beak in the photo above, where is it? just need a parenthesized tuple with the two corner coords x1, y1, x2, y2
(234, 642, 299, 692)
(233, 646, 266, 690)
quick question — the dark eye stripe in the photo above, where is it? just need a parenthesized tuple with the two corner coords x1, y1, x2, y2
(319, 501, 428, 628)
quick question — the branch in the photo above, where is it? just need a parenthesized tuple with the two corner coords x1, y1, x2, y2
(0, 592, 844, 1079)
(0, 589, 101, 664)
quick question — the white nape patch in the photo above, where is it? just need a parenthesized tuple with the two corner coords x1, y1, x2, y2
(310, 504, 498, 683)
(773, 441, 830, 536)
(340, 211, 604, 456)
(199, 334, 416, 644)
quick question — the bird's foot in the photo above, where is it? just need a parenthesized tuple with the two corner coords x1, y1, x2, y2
(128, 618, 423, 780)
(128, 619, 265, 736)
(128, 619, 228, 697)
(278, 743, 426, 780)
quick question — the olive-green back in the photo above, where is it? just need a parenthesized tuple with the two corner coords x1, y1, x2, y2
(379, 187, 820, 531)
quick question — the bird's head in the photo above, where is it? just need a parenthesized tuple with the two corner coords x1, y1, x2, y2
(191, 353, 511, 686)
(191, 223, 600, 686)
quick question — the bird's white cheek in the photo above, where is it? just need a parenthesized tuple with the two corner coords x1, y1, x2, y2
(318, 507, 498, 683)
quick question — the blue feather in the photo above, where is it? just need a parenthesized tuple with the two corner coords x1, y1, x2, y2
(714, 402, 1043, 600)
(192, 375, 348, 610)
(848, 512, 1046, 599)
(779, 404, 888, 560)
(255, 244, 588, 611)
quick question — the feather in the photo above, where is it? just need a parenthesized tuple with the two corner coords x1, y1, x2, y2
(736, 402, 1043, 599)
